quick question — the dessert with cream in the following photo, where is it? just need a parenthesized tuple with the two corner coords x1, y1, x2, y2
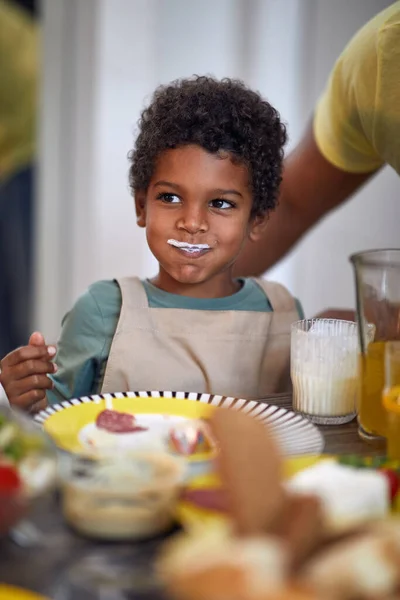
(82, 412, 155, 451)
(82, 410, 215, 463)
(62, 451, 185, 540)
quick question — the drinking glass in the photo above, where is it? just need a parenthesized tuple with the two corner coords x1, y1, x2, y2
(291, 319, 360, 425)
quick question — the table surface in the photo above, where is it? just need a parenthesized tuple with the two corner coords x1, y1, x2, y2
(0, 393, 386, 598)
(275, 393, 386, 457)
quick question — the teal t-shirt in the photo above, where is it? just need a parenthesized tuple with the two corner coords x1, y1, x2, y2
(47, 278, 303, 404)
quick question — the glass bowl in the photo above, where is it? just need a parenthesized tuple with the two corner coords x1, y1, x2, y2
(0, 405, 57, 537)
(60, 448, 187, 541)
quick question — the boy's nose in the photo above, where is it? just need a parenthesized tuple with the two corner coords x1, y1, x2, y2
(177, 206, 208, 233)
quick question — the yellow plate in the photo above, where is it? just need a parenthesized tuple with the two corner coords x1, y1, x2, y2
(0, 586, 48, 600)
(34, 392, 324, 457)
(38, 396, 216, 459)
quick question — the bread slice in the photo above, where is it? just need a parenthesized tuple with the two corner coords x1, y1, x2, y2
(159, 523, 287, 600)
(299, 531, 400, 598)
(209, 408, 285, 536)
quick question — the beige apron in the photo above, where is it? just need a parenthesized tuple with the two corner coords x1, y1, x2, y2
(101, 277, 298, 399)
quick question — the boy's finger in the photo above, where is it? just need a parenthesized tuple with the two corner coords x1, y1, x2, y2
(12, 360, 57, 381)
(29, 331, 46, 347)
(2, 345, 56, 368)
(13, 374, 54, 396)
(10, 389, 47, 410)
(29, 398, 48, 414)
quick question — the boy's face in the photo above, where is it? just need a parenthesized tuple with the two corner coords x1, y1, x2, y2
(135, 145, 266, 297)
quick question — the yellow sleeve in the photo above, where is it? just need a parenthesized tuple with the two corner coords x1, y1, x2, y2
(313, 6, 395, 174)
(0, 1, 38, 179)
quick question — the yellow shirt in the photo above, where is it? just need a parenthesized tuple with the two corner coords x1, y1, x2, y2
(314, 1, 400, 175)
(0, 0, 38, 181)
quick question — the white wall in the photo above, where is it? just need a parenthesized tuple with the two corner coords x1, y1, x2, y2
(37, 0, 99, 340)
(92, 0, 158, 284)
(38, 0, 399, 340)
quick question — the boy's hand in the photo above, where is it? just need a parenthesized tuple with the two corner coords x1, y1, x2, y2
(0, 332, 57, 413)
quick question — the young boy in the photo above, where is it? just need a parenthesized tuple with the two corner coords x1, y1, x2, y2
(0, 76, 303, 413)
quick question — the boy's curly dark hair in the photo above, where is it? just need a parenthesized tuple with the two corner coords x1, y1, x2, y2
(129, 76, 287, 217)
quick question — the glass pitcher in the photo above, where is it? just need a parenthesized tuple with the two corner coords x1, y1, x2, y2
(350, 249, 400, 441)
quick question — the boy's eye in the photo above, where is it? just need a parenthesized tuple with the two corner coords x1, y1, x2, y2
(210, 199, 235, 210)
(157, 193, 181, 203)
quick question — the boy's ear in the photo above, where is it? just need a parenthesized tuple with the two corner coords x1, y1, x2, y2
(135, 192, 146, 228)
(248, 213, 268, 242)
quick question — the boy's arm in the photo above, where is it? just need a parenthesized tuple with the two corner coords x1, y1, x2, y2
(1, 282, 118, 412)
(47, 282, 119, 405)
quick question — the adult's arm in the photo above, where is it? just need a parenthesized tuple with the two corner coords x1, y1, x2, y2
(235, 123, 378, 277)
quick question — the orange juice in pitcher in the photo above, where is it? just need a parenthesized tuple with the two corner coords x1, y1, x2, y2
(359, 341, 387, 438)
(383, 342, 400, 459)
(350, 250, 400, 442)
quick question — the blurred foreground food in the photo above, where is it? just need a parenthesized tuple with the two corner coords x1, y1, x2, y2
(159, 409, 400, 600)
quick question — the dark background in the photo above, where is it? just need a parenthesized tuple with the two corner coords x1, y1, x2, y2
(12, 0, 38, 18)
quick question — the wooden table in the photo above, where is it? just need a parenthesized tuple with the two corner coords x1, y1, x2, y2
(274, 393, 386, 456)
(0, 493, 170, 599)
(0, 393, 386, 598)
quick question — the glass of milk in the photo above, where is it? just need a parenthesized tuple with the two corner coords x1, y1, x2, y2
(291, 319, 362, 425)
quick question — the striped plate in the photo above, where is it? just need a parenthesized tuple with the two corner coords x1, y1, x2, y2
(34, 391, 324, 456)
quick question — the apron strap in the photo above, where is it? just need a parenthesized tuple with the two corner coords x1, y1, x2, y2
(115, 277, 149, 309)
(253, 278, 296, 312)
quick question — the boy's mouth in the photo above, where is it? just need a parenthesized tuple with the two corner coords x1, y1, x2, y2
(167, 239, 211, 256)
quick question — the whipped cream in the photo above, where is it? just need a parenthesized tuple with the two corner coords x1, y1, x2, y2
(167, 239, 210, 252)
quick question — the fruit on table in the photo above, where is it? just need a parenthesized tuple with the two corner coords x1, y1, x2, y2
(0, 412, 45, 463)
(0, 462, 26, 536)
(168, 420, 214, 456)
(0, 407, 56, 535)
(380, 469, 400, 502)
(0, 464, 21, 494)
